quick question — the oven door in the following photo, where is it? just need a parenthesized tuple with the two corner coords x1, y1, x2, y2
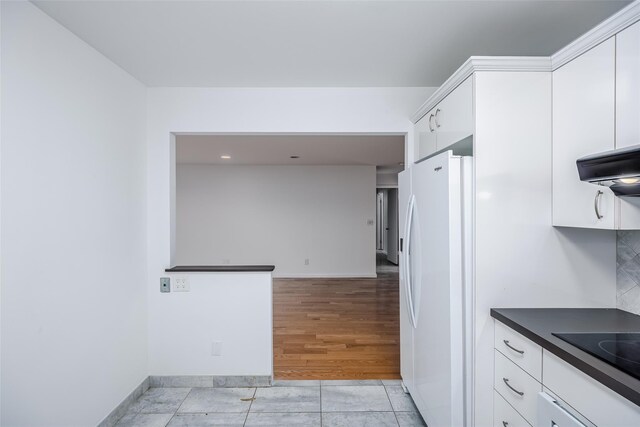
(537, 392, 592, 427)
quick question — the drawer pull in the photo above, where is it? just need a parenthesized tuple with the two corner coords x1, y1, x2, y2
(503, 340, 524, 355)
(502, 378, 524, 396)
(502, 422, 508, 427)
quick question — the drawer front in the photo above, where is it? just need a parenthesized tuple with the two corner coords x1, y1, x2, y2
(543, 351, 640, 427)
(494, 391, 531, 427)
(495, 350, 541, 424)
(495, 320, 542, 381)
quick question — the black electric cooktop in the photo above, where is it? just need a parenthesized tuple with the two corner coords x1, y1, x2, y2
(553, 332, 640, 380)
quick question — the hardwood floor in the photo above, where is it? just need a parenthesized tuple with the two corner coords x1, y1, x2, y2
(273, 271, 400, 380)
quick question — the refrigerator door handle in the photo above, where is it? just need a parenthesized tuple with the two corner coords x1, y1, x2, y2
(404, 195, 417, 329)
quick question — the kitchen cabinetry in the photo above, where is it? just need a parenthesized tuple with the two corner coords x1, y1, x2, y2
(553, 28, 640, 229)
(543, 351, 640, 426)
(616, 20, 640, 150)
(552, 38, 616, 229)
(494, 323, 542, 425)
(416, 77, 473, 160)
(494, 320, 640, 427)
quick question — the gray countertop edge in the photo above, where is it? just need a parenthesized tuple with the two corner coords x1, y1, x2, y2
(490, 308, 640, 407)
(165, 265, 275, 272)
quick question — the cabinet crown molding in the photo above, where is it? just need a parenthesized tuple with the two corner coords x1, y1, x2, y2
(411, 57, 551, 123)
(551, 0, 640, 71)
(412, 1, 640, 124)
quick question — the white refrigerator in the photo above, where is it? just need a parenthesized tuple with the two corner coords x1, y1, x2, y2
(398, 150, 473, 427)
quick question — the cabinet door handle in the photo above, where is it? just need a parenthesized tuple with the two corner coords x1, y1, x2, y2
(594, 190, 604, 220)
(502, 378, 524, 396)
(503, 340, 524, 354)
(435, 108, 441, 128)
(428, 114, 435, 132)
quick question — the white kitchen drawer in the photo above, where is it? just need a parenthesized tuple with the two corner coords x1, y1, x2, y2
(495, 350, 542, 424)
(495, 321, 542, 381)
(543, 350, 640, 427)
(494, 391, 531, 427)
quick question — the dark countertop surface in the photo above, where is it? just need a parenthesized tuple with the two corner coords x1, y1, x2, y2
(165, 265, 275, 272)
(491, 308, 640, 407)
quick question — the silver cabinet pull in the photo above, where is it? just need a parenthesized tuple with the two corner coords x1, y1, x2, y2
(502, 422, 508, 427)
(428, 114, 435, 132)
(503, 340, 524, 355)
(435, 108, 441, 128)
(594, 190, 604, 219)
(502, 378, 524, 396)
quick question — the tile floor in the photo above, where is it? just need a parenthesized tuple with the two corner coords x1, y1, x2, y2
(116, 379, 426, 426)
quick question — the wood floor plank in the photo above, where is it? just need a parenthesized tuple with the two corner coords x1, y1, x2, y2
(272, 271, 400, 380)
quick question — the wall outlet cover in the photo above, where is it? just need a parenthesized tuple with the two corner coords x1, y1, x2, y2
(211, 341, 222, 356)
(160, 277, 170, 293)
(174, 277, 190, 292)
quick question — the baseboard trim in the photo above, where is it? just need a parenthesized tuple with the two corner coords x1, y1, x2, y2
(97, 376, 150, 427)
(275, 274, 378, 279)
(149, 375, 272, 388)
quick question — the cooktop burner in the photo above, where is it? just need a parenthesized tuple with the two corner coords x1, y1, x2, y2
(553, 333, 640, 380)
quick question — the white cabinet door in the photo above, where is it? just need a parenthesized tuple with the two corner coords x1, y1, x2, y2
(615, 21, 640, 230)
(435, 76, 473, 151)
(552, 38, 616, 229)
(616, 20, 640, 149)
(416, 109, 437, 160)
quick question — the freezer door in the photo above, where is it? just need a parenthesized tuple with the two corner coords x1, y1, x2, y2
(398, 169, 414, 392)
(411, 151, 466, 427)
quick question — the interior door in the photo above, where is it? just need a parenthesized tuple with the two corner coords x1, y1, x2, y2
(411, 151, 465, 427)
(397, 170, 413, 391)
(386, 188, 399, 264)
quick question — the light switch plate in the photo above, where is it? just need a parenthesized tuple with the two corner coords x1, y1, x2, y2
(174, 277, 190, 292)
(160, 277, 170, 293)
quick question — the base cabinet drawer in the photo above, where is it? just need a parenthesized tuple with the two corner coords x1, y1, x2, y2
(494, 391, 531, 427)
(495, 321, 542, 381)
(495, 350, 542, 424)
(543, 351, 640, 426)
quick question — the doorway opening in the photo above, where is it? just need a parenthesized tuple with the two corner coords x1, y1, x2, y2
(171, 133, 406, 380)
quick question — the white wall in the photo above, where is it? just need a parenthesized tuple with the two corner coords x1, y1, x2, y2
(1, 3, 147, 426)
(473, 72, 616, 427)
(151, 272, 272, 376)
(176, 164, 376, 277)
(147, 86, 433, 375)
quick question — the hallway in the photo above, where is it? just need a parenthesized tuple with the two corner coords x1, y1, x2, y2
(273, 263, 400, 380)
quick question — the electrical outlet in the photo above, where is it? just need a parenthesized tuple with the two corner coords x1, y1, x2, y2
(211, 341, 222, 356)
(160, 277, 170, 293)
(304, 258, 309, 266)
(367, 219, 375, 226)
(174, 277, 190, 292)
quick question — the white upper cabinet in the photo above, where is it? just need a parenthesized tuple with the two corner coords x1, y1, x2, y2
(615, 21, 640, 229)
(435, 77, 473, 151)
(416, 107, 438, 159)
(616, 20, 640, 149)
(416, 76, 473, 161)
(552, 38, 616, 229)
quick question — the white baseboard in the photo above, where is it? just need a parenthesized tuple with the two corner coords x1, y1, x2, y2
(274, 273, 378, 279)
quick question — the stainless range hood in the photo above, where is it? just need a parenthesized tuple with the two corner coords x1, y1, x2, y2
(577, 144, 640, 196)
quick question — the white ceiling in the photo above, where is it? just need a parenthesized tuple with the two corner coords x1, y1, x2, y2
(33, 0, 630, 87)
(175, 134, 405, 169)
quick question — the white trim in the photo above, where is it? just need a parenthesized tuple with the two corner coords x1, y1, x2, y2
(275, 273, 379, 279)
(551, 0, 640, 71)
(411, 57, 551, 123)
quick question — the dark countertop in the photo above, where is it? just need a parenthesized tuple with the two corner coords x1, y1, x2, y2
(165, 265, 275, 272)
(491, 308, 640, 406)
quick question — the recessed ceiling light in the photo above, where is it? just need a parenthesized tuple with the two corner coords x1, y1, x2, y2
(220, 155, 231, 159)
(290, 155, 299, 159)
